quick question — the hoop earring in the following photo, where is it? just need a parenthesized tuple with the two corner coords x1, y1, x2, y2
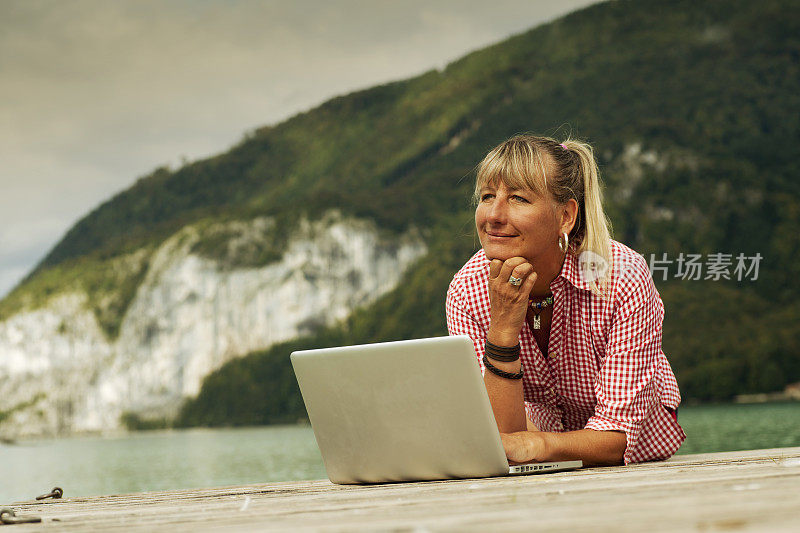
(558, 232, 569, 253)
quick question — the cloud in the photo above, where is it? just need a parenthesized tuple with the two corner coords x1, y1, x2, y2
(0, 0, 599, 298)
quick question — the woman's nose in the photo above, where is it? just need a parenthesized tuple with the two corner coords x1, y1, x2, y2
(486, 198, 507, 223)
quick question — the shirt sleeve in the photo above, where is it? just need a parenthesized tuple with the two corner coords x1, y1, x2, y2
(445, 279, 486, 375)
(584, 254, 672, 464)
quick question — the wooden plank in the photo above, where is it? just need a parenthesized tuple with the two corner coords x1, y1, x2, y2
(3, 447, 799, 532)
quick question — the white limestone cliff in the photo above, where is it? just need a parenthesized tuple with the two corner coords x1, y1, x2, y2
(0, 213, 426, 438)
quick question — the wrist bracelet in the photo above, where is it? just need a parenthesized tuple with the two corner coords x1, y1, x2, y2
(482, 354, 524, 380)
(485, 340, 520, 362)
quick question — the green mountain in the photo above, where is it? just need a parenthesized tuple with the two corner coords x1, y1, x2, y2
(4, 0, 800, 429)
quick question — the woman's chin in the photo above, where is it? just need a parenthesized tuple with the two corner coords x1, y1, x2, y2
(482, 244, 520, 262)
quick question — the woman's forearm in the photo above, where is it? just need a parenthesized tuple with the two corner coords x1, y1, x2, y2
(541, 429, 626, 465)
(483, 363, 526, 433)
(483, 326, 527, 433)
(480, 256, 538, 434)
(504, 428, 626, 466)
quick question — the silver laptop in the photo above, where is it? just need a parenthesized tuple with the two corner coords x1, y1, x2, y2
(291, 335, 582, 484)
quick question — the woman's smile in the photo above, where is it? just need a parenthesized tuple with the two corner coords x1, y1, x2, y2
(486, 230, 518, 239)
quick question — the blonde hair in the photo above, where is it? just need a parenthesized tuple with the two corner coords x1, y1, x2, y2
(474, 134, 613, 297)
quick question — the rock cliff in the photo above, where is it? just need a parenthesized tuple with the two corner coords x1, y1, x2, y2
(0, 213, 426, 437)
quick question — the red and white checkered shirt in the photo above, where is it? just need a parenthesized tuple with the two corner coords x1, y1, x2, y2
(446, 239, 685, 464)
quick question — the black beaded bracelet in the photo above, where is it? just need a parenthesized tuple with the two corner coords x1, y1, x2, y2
(482, 354, 524, 380)
(485, 340, 520, 362)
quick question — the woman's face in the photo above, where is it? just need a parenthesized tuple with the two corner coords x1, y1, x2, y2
(475, 180, 560, 263)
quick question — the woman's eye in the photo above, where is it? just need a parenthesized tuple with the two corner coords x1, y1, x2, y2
(511, 195, 529, 203)
(481, 193, 494, 201)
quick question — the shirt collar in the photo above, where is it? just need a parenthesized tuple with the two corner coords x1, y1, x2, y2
(554, 251, 592, 292)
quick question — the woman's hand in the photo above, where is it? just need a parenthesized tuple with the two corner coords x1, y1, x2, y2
(500, 431, 547, 464)
(487, 257, 538, 346)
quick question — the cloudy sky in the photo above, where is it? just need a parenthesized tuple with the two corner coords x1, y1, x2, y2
(0, 0, 598, 298)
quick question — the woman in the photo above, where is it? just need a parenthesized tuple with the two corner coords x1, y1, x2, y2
(446, 134, 685, 465)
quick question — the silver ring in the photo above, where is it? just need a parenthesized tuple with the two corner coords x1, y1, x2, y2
(508, 276, 522, 286)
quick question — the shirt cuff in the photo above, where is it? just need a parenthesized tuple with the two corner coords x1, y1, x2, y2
(586, 405, 686, 464)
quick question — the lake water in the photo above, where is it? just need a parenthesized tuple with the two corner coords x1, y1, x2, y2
(2, 401, 799, 504)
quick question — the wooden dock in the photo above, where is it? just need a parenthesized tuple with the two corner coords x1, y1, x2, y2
(3, 447, 799, 532)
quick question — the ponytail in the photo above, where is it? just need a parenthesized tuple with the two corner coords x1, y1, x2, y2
(561, 139, 613, 298)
